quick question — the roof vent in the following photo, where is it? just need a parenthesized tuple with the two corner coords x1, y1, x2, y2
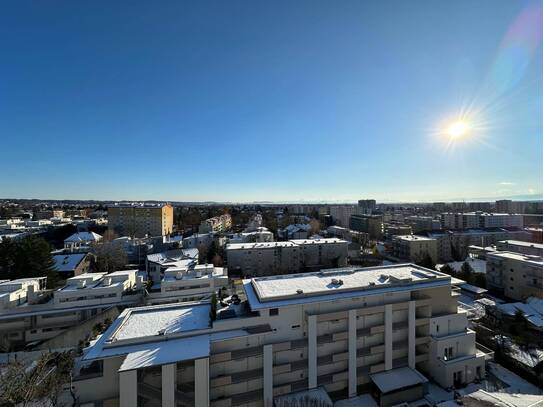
(296, 289, 303, 294)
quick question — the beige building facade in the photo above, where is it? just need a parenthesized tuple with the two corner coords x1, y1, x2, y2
(108, 204, 173, 237)
(73, 264, 486, 407)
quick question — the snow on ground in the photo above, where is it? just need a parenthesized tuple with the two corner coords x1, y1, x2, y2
(437, 258, 486, 274)
(458, 362, 543, 407)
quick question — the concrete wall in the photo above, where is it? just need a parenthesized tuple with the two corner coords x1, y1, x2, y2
(37, 307, 120, 351)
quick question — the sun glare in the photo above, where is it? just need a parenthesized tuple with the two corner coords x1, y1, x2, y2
(446, 121, 470, 139)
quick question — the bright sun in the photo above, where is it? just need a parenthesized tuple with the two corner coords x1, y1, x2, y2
(446, 121, 470, 139)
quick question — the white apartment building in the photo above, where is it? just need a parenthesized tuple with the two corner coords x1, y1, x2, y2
(63, 231, 102, 252)
(54, 271, 138, 305)
(226, 238, 348, 276)
(0, 271, 142, 350)
(392, 235, 438, 264)
(0, 277, 47, 311)
(146, 248, 199, 282)
(405, 216, 441, 233)
(486, 251, 543, 301)
(147, 264, 229, 305)
(441, 212, 523, 230)
(228, 227, 274, 244)
(73, 264, 486, 407)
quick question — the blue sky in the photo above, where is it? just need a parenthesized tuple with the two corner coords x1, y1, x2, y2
(1, 1, 543, 202)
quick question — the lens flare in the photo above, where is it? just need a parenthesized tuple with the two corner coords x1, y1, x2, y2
(446, 121, 470, 139)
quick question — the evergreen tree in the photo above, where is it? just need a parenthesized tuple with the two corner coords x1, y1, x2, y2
(0, 236, 57, 288)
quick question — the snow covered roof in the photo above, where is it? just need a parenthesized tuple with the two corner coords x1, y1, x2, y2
(458, 283, 487, 295)
(53, 253, 87, 273)
(118, 335, 210, 371)
(244, 264, 450, 309)
(111, 303, 210, 342)
(497, 297, 543, 329)
(370, 367, 428, 394)
(487, 251, 543, 266)
(146, 248, 199, 265)
(64, 231, 102, 243)
(499, 240, 543, 250)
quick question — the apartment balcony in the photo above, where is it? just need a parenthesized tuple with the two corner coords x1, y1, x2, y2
(476, 342, 495, 361)
(210, 368, 262, 388)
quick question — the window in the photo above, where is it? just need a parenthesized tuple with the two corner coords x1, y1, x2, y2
(269, 308, 279, 316)
(291, 324, 300, 329)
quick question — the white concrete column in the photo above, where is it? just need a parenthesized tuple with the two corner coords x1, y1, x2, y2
(348, 309, 357, 397)
(263, 344, 273, 407)
(195, 358, 210, 407)
(308, 314, 317, 389)
(408, 301, 416, 368)
(119, 369, 137, 407)
(385, 304, 393, 370)
(162, 363, 176, 407)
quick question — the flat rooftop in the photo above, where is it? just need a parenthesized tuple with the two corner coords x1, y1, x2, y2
(246, 264, 449, 306)
(499, 240, 543, 250)
(394, 235, 435, 241)
(227, 241, 297, 250)
(370, 366, 428, 394)
(488, 251, 543, 266)
(111, 303, 210, 342)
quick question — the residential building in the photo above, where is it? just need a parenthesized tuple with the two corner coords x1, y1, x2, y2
(384, 223, 412, 239)
(405, 216, 441, 233)
(326, 226, 369, 244)
(0, 277, 47, 311)
(183, 232, 224, 251)
(0, 272, 143, 350)
(199, 214, 232, 234)
(226, 238, 348, 276)
(525, 227, 543, 243)
(358, 199, 377, 215)
(36, 209, 65, 220)
(228, 227, 274, 244)
(496, 240, 543, 257)
(277, 224, 311, 240)
(146, 264, 229, 305)
(64, 231, 102, 252)
(146, 248, 199, 282)
(392, 235, 438, 264)
(53, 271, 139, 305)
(350, 214, 384, 240)
(449, 228, 530, 260)
(428, 228, 531, 262)
(329, 205, 358, 228)
(53, 252, 93, 278)
(486, 251, 543, 300)
(73, 264, 486, 406)
(495, 200, 526, 214)
(108, 203, 174, 237)
(441, 212, 523, 230)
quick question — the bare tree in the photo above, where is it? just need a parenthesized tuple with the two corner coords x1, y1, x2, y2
(93, 241, 127, 273)
(0, 351, 77, 407)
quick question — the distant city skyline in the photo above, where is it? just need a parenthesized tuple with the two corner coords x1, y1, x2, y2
(2, 1, 543, 202)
